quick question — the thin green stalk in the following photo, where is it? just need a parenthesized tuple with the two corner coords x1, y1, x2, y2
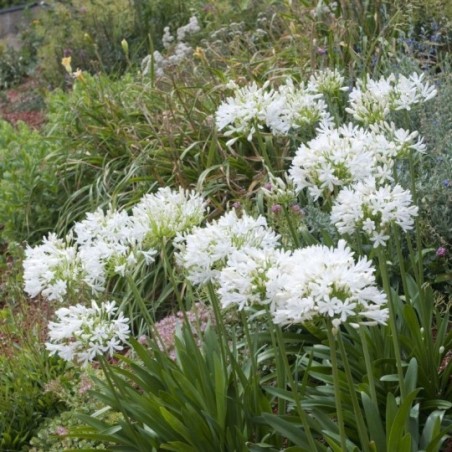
(240, 310, 258, 382)
(408, 152, 424, 288)
(206, 282, 230, 373)
(326, 323, 348, 451)
(283, 206, 301, 248)
(254, 131, 274, 173)
(337, 332, 371, 451)
(274, 323, 319, 451)
(392, 225, 410, 304)
(358, 327, 378, 407)
(126, 275, 154, 329)
(265, 313, 287, 420)
(377, 248, 406, 400)
(160, 241, 186, 314)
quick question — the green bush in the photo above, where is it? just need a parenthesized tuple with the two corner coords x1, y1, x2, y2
(0, 304, 67, 451)
(0, 120, 63, 244)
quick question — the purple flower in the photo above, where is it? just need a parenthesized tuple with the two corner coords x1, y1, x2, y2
(443, 179, 450, 188)
(436, 246, 447, 257)
(232, 201, 241, 209)
(264, 183, 272, 191)
(271, 204, 282, 214)
(291, 204, 304, 215)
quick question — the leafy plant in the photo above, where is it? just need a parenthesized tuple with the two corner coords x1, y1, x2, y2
(73, 325, 274, 450)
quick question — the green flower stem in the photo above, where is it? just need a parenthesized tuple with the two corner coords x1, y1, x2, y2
(126, 275, 166, 349)
(326, 323, 348, 451)
(265, 313, 287, 419)
(240, 310, 258, 383)
(283, 206, 301, 248)
(126, 275, 155, 329)
(408, 151, 424, 289)
(337, 332, 371, 452)
(359, 327, 378, 407)
(254, 130, 274, 173)
(274, 322, 319, 451)
(160, 241, 186, 314)
(206, 282, 230, 373)
(377, 248, 406, 400)
(392, 225, 410, 304)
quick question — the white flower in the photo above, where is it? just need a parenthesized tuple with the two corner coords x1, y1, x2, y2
(74, 208, 144, 288)
(347, 73, 437, 124)
(215, 81, 275, 142)
(331, 178, 419, 247)
(265, 79, 332, 135)
(23, 233, 86, 302)
(175, 210, 280, 285)
(307, 68, 349, 96)
(218, 247, 285, 310)
(289, 124, 392, 199)
(266, 240, 388, 327)
(131, 186, 206, 247)
(46, 301, 130, 367)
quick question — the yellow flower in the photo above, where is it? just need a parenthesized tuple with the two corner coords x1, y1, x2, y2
(73, 68, 85, 81)
(61, 56, 72, 74)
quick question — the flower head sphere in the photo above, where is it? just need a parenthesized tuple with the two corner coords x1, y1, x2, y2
(131, 186, 207, 248)
(174, 210, 280, 286)
(331, 178, 419, 247)
(265, 78, 332, 135)
(46, 300, 130, 367)
(215, 81, 275, 143)
(289, 125, 392, 200)
(23, 233, 85, 302)
(266, 240, 388, 328)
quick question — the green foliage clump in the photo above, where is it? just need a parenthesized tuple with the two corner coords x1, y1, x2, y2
(29, 370, 114, 451)
(0, 305, 67, 451)
(75, 326, 273, 450)
(0, 120, 63, 244)
(0, 45, 28, 89)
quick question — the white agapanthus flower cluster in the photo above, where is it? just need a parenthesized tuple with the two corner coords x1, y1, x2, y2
(307, 68, 349, 97)
(216, 73, 338, 142)
(215, 81, 275, 144)
(175, 210, 280, 285)
(218, 247, 285, 311)
(46, 300, 130, 367)
(24, 233, 85, 302)
(23, 187, 206, 302)
(347, 72, 437, 124)
(265, 79, 332, 135)
(289, 124, 395, 200)
(266, 240, 388, 328)
(330, 178, 419, 247)
(142, 16, 201, 77)
(131, 186, 206, 247)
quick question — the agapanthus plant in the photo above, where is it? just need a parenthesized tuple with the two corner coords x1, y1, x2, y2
(175, 210, 280, 285)
(218, 247, 286, 311)
(346, 72, 437, 124)
(307, 68, 349, 97)
(265, 79, 332, 135)
(46, 300, 130, 367)
(331, 178, 419, 247)
(131, 186, 207, 248)
(24, 233, 86, 302)
(265, 240, 388, 328)
(215, 81, 275, 144)
(289, 124, 394, 200)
